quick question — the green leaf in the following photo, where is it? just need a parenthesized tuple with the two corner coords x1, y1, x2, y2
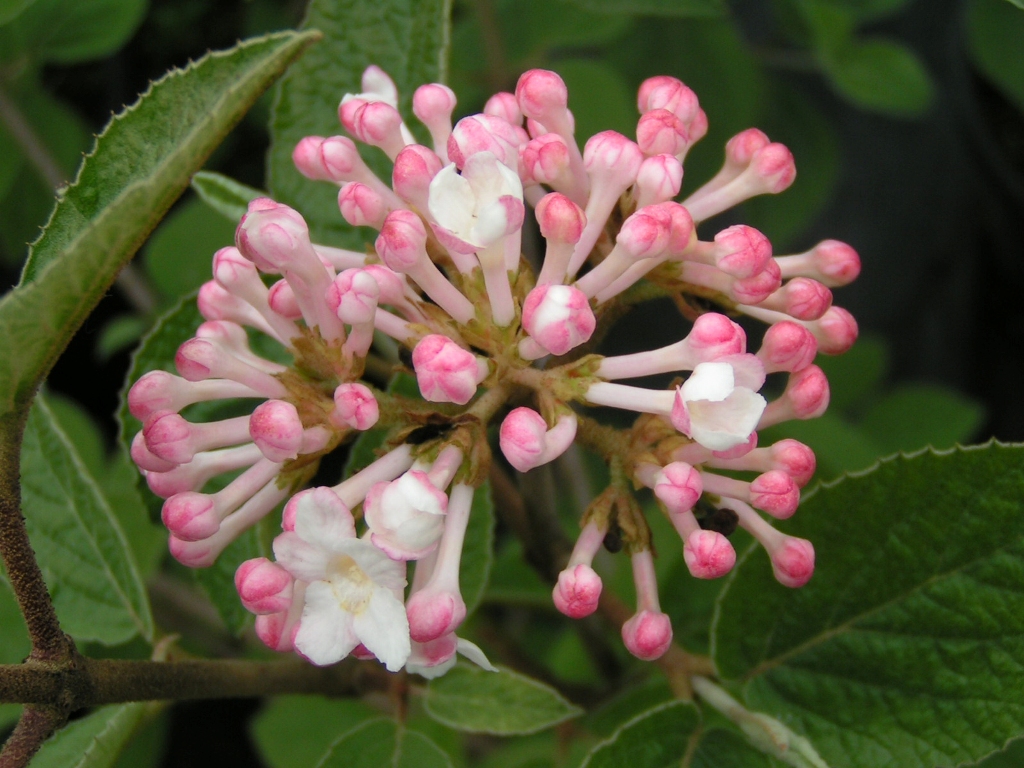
(857, 384, 985, 454)
(316, 718, 454, 768)
(759, 414, 883, 480)
(97, 315, 149, 360)
(579, 700, 701, 768)
(561, 0, 724, 16)
(972, 738, 1024, 767)
(496, 0, 632, 62)
(967, 0, 1024, 115)
(142, 196, 237, 300)
(712, 443, 1024, 768)
(460, 480, 495, 616)
(485, 539, 551, 607)
(0, 31, 318, 427)
(268, 0, 449, 245)
(584, 677, 674, 737)
(191, 170, 265, 223)
(0, 0, 146, 65)
(252, 695, 377, 768)
(0, 0, 37, 26)
(821, 37, 934, 117)
(814, 336, 888, 415)
(690, 728, 773, 768)
(30, 703, 148, 768)
(556, 59, 637, 140)
(21, 396, 153, 644)
(425, 664, 583, 734)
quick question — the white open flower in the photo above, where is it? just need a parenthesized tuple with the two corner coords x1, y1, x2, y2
(428, 151, 524, 253)
(364, 470, 448, 560)
(671, 361, 766, 452)
(272, 489, 410, 670)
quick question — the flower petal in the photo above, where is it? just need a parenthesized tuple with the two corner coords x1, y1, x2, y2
(429, 164, 476, 235)
(353, 587, 411, 671)
(293, 488, 356, 550)
(273, 532, 330, 582)
(294, 580, 359, 665)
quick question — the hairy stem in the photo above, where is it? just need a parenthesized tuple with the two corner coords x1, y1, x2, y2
(0, 707, 64, 768)
(0, 415, 72, 662)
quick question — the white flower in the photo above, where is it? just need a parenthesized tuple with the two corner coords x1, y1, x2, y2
(272, 489, 410, 670)
(406, 634, 499, 679)
(671, 361, 766, 452)
(364, 470, 448, 560)
(428, 152, 524, 253)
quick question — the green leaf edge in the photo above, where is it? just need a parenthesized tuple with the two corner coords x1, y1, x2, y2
(577, 698, 701, 768)
(707, 438, 1022, 671)
(0, 30, 319, 425)
(423, 664, 584, 736)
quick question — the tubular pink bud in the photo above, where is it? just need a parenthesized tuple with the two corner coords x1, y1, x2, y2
(236, 558, 293, 615)
(683, 141, 796, 222)
(770, 537, 816, 588)
(638, 76, 700, 122)
(267, 280, 302, 319)
(340, 99, 407, 160)
(759, 365, 830, 428)
(553, 565, 603, 618)
(777, 239, 861, 287)
(757, 321, 818, 373)
(413, 83, 458, 161)
(412, 335, 488, 405)
(248, 400, 304, 462)
(447, 114, 524, 169)
(131, 430, 177, 473)
(634, 154, 683, 208)
(484, 91, 522, 124)
(327, 268, 380, 325)
(338, 182, 388, 229)
(518, 133, 572, 187)
(681, 225, 772, 279)
(520, 284, 596, 357)
(622, 610, 673, 661)
(128, 371, 256, 424)
(376, 208, 428, 272)
(515, 69, 571, 136)
(812, 306, 859, 355)
(772, 440, 817, 487)
(331, 383, 379, 431)
(748, 470, 800, 519)
(756, 278, 833, 321)
(653, 462, 703, 516)
(683, 530, 736, 580)
(392, 144, 443, 209)
(636, 109, 688, 157)
(499, 409, 578, 473)
(161, 492, 221, 541)
(535, 192, 586, 285)
(144, 413, 251, 465)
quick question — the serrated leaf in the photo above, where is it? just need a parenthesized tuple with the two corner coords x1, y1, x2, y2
(967, 0, 1024, 115)
(712, 443, 1024, 768)
(30, 703, 148, 768)
(972, 738, 1024, 767)
(460, 480, 494, 616)
(191, 170, 264, 223)
(21, 396, 153, 644)
(316, 718, 454, 768)
(252, 695, 377, 768)
(267, 0, 449, 245)
(561, 0, 724, 16)
(0, 31, 317, 426)
(857, 384, 985, 453)
(580, 700, 700, 768)
(425, 665, 582, 734)
(0, 0, 146, 65)
(821, 37, 934, 116)
(142, 196, 236, 300)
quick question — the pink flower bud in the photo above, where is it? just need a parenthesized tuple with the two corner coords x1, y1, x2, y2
(254, 611, 294, 652)
(162, 492, 220, 541)
(552, 564, 603, 618)
(726, 128, 771, 167)
(360, 263, 408, 306)
(535, 192, 586, 244)
(414, 83, 458, 124)
(690, 312, 747, 357)
(340, 99, 406, 159)
(757, 321, 818, 373)
(292, 135, 374, 183)
(376, 209, 427, 272)
(484, 91, 522, 124)
(752, 143, 797, 194)
(759, 365, 830, 428)
(771, 439, 816, 487)
(731, 260, 783, 304)
(338, 182, 388, 229)
(327, 268, 380, 324)
(516, 69, 571, 135)
(235, 198, 312, 274)
(266, 279, 301, 319)
(812, 306, 859, 355)
(235, 557, 293, 614)
(499, 409, 578, 473)
(749, 470, 800, 519)
(770, 536, 815, 588)
(634, 154, 683, 208)
(636, 109, 688, 156)
(616, 206, 672, 260)
(331, 383, 379, 431)
(683, 530, 736, 579)
(758, 278, 833, 321)
(447, 114, 524, 169)
(519, 133, 572, 186)
(810, 240, 861, 286)
(654, 462, 703, 515)
(584, 130, 643, 182)
(710, 225, 772, 278)
(392, 144, 443, 207)
(144, 413, 248, 465)
(406, 589, 466, 644)
(412, 335, 487, 405)
(622, 610, 673, 661)
(638, 76, 700, 123)
(131, 430, 177, 472)
(521, 284, 596, 356)
(249, 400, 304, 462)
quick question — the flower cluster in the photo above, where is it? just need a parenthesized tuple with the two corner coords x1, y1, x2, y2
(128, 65, 858, 670)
